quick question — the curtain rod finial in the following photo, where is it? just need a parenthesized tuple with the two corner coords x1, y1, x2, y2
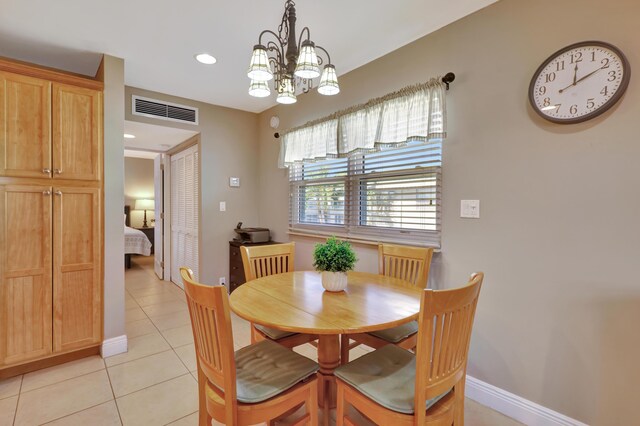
(442, 72, 455, 90)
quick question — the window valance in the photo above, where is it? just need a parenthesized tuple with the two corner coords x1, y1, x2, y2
(279, 77, 447, 168)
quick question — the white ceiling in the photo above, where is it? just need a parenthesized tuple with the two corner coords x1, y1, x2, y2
(0, 0, 496, 113)
(124, 120, 198, 154)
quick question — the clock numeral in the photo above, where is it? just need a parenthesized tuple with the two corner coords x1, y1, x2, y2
(607, 70, 617, 82)
(538, 86, 547, 95)
(545, 72, 556, 83)
(586, 98, 595, 109)
(570, 52, 583, 63)
(591, 52, 596, 62)
(554, 104, 562, 112)
(600, 86, 609, 96)
(601, 58, 610, 69)
(570, 104, 578, 115)
(542, 97, 551, 107)
(556, 61, 565, 71)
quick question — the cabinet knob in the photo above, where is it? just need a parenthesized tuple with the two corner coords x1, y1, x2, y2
(43, 190, 51, 196)
(54, 169, 62, 175)
(54, 190, 63, 196)
(42, 168, 51, 175)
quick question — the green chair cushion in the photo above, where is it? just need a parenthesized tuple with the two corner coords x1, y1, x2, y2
(368, 320, 418, 343)
(233, 340, 319, 403)
(334, 345, 450, 414)
(254, 324, 296, 340)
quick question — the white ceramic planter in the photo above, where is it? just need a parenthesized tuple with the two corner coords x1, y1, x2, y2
(321, 271, 348, 292)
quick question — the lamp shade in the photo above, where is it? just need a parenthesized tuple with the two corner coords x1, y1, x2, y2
(135, 199, 155, 211)
(294, 41, 320, 79)
(276, 75, 297, 104)
(248, 79, 271, 98)
(247, 45, 273, 81)
(318, 64, 340, 95)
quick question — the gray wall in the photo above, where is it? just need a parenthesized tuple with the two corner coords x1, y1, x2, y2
(124, 157, 155, 228)
(257, 0, 640, 423)
(125, 86, 259, 286)
(102, 55, 125, 341)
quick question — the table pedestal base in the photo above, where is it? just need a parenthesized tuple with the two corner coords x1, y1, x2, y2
(317, 335, 340, 425)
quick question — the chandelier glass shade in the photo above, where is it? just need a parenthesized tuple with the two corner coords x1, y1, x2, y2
(247, 0, 339, 103)
(276, 75, 297, 104)
(248, 79, 271, 97)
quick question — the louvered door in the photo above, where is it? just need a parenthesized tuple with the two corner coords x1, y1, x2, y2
(0, 185, 52, 366)
(170, 145, 199, 287)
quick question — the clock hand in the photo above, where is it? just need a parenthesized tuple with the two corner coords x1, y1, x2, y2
(572, 63, 578, 85)
(559, 65, 606, 93)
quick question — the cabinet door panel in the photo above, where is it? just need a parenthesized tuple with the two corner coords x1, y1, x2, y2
(0, 185, 52, 366)
(53, 187, 101, 352)
(52, 84, 102, 181)
(0, 72, 51, 177)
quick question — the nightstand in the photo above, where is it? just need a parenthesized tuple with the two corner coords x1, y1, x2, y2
(136, 227, 154, 254)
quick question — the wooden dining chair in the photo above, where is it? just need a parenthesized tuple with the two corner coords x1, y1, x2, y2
(180, 267, 319, 426)
(335, 272, 483, 426)
(241, 242, 318, 349)
(340, 243, 434, 364)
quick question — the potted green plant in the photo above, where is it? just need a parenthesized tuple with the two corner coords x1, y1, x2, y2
(313, 236, 357, 292)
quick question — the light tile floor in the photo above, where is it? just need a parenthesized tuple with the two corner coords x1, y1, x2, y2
(0, 256, 523, 425)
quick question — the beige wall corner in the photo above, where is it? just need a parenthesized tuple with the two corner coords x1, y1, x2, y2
(102, 55, 126, 343)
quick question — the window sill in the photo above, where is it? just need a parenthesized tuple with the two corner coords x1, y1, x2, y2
(287, 228, 441, 251)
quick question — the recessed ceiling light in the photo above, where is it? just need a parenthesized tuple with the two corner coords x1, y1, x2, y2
(124, 133, 136, 139)
(195, 53, 217, 65)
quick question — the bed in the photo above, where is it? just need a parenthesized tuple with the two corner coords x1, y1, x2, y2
(124, 205, 152, 268)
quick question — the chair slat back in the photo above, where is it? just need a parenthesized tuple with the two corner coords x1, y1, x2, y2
(378, 243, 433, 288)
(241, 242, 295, 281)
(414, 272, 483, 403)
(180, 268, 237, 401)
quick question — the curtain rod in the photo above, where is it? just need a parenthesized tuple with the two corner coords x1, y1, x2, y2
(279, 72, 455, 138)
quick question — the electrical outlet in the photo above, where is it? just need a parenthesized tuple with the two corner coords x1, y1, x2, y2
(219, 277, 226, 285)
(219, 201, 226, 212)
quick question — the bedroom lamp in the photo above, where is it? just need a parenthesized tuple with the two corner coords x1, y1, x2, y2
(135, 199, 155, 228)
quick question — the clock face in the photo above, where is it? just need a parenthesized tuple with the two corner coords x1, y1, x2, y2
(529, 41, 630, 123)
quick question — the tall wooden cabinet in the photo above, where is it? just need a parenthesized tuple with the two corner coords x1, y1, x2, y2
(0, 59, 103, 374)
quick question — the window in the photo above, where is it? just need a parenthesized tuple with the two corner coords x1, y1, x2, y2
(289, 139, 442, 247)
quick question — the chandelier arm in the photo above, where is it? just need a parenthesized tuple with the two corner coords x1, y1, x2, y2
(258, 29, 286, 47)
(297, 27, 311, 51)
(314, 45, 332, 65)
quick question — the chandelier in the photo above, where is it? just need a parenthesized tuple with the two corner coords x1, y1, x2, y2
(247, 0, 339, 104)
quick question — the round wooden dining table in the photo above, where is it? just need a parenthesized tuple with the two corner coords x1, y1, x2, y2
(229, 270, 422, 417)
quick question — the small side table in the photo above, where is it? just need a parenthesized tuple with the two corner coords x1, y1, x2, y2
(136, 227, 154, 254)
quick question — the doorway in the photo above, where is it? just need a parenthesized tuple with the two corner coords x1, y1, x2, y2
(123, 120, 199, 283)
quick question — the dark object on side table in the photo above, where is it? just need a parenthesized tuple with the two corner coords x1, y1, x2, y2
(229, 240, 279, 293)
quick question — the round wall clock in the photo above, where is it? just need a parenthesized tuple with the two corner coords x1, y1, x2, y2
(529, 41, 630, 124)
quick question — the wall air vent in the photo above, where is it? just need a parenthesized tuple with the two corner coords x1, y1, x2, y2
(132, 95, 199, 125)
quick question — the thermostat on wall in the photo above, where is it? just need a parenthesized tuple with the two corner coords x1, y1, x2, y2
(229, 177, 240, 187)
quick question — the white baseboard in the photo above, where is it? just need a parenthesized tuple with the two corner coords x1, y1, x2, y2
(465, 375, 588, 426)
(101, 335, 128, 358)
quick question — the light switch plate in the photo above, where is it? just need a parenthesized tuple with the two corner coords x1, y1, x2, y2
(219, 201, 226, 212)
(460, 200, 480, 218)
(229, 177, 240, 187)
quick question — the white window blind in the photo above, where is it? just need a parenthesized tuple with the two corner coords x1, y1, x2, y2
(290, 140, 442, 247)
(286, 78, 446, 247)
(171, 144, 199, 286)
